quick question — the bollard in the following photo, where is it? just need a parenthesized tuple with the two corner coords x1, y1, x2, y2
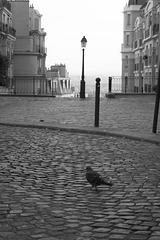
(94, 78, 101, 127)
(125, 76, 128, 93)
(106, 77, 115, 98)
(109, 77, 112, 93)
(153, 63, 160, 133)
(33, 78, 35, 95)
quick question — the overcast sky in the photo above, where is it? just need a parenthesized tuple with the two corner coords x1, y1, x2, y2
(30, 0, 128, 77)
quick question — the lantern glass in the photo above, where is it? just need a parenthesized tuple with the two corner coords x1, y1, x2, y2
(81, 36, 87, 48)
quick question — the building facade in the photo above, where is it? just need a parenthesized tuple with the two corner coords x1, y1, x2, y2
(0, 0, 16, 90)
(121, 0, 160, 93)
(9, 0, 47, 94)
(46, 64, 73, 96)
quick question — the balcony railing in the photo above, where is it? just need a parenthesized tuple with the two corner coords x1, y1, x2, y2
(0, 22, 16, 37)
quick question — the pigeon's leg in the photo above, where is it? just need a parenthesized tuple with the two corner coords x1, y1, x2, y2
(94, 185, 98, 192)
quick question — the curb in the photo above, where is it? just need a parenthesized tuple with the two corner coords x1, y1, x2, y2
(0, 122, 160, 145)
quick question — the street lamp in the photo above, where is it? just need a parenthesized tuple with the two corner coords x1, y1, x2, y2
(80, 36, 87, 98)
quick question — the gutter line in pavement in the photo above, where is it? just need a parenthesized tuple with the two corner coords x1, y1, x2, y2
(0, 122, 159, 146)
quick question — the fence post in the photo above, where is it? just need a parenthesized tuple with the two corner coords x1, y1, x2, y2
(106, 77, 115, 98)
(14, 77, 16, 95)
(109, 77, 112, 93)
(33, 78, 35, 95)
(94, 78, 101, 127)
(125, 77, 128, 93)
(52, 82, 54, 96)
(141, 77, 143, 93)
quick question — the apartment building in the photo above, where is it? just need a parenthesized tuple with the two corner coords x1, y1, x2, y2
(121, 0, 160, 92)
(0, 0, 16, 89)
(9, 0, 47, 94)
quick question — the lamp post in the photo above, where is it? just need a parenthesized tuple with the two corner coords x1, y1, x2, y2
(80, 36, 87, 98)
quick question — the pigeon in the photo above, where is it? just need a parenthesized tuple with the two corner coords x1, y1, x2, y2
(86, 166, 112, 191)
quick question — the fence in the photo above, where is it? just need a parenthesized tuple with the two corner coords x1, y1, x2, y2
(0, 77, 54, 96)
(0, 76, 158, 96)
(0, 77, 73, 96)
(108, 76, 158, 93)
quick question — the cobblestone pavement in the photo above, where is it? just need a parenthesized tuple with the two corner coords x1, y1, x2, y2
(1, 125, 160, 240)
(0, 96, 159, 134)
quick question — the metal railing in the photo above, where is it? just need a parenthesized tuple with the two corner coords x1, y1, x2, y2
(107, 76, 158, 94)
(0, 76, 157, 96)
(0, 77, 73, 96)
(0, 22, 16, 37)
(0, 77, 53, 96)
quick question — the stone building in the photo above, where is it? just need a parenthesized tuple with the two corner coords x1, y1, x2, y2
(121, 0, 160, 92)
(0, 0, 16, 90)
(9, 0, 47, 94)
(46, 64, 73, 96)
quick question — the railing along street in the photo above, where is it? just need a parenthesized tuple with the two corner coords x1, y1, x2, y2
(108, 76, 158, 94)
(0, 76, 158, 96)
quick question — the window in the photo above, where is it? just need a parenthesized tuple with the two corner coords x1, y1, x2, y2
(127, 14, 131, 25)
(125, 55, 128, 64)
(126, 35, 130, 46)
(3, 14, 5, 24)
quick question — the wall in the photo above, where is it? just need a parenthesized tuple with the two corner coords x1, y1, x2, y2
(14, 55, 37, 75)
(10, 0, 29, 36)
(14, 37, 33, 51)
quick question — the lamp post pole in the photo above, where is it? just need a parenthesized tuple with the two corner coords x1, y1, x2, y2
(80, 36, 87, 99)
(80, 48, 85, 98)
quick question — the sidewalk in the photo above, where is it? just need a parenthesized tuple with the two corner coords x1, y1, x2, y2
(0, 95, 160, 144)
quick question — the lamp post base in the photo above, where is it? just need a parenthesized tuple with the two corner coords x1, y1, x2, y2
(80, 80, 85, 98)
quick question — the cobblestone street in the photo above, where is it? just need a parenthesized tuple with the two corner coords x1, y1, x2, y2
(0, 125, 160, 240)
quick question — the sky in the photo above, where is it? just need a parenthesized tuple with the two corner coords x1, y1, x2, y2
(30, 0, 128, 77)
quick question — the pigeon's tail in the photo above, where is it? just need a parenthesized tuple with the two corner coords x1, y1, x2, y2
(100, 179, 113, 186)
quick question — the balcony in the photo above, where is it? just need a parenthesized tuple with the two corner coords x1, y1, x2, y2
(0, 22, 16, 37)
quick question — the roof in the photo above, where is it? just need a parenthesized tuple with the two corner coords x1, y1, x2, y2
(128, 0, 147, 5)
